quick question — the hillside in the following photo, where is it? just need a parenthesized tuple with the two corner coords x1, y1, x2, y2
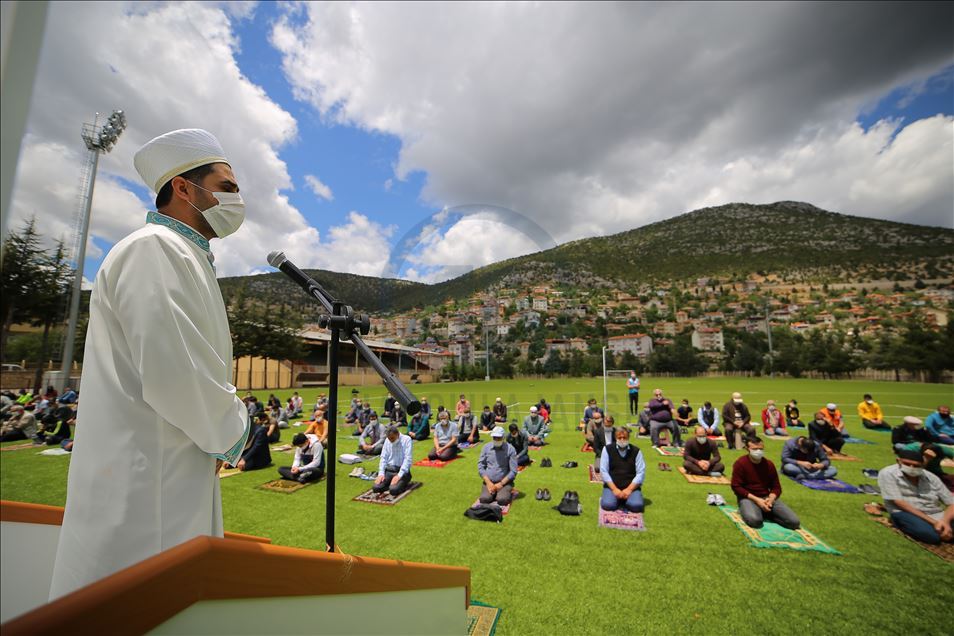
(220, 201, 954, 316)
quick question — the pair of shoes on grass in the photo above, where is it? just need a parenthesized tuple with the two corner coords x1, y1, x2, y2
(658, 463, 672, 472)
(535, 488, 552, 501)
(348, 466, 365, 478)
(858, 483, 880, 495)
(561, 461, 578, 468)
(540, 458, 552, 467)
(706, 493, 726, 506)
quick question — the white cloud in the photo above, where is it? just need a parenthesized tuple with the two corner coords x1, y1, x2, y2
(272, 1, 954, 244)
(383, 178, 393, 192)
(303, 174, 333, 201)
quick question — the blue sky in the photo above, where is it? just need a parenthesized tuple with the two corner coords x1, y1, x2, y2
(9, 2, 953, 285)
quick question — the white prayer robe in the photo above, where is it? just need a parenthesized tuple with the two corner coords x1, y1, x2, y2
(49, 222, 248, 599)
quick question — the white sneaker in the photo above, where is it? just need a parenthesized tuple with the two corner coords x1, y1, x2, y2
(706, 494, 716, 505)
(709, 472, 722, 478)
(714, 494, 726, 506)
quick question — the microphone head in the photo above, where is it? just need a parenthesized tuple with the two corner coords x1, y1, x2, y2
(405, 400, 422, 416)
(267, 251, 287, 268)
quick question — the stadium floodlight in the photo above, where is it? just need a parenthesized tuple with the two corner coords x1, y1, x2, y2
(58, 110, 126, 390)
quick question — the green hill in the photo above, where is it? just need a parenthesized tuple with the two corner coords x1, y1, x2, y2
(220, 201, 954, 316)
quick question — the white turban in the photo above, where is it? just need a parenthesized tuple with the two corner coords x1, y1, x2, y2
(134, 129, 229, 194)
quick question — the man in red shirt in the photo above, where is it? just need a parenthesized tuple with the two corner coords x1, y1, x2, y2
(731, 436, 801, 530)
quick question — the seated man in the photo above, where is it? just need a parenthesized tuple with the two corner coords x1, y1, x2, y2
(599, 427, 645, 513)
(697, 401, 721, 436)
(237, 418, 272, 471)
(637, 403, 652, 437)
(456, 394, 471, 418)
(675, 399, 697, 430)
(355, 401, 374, 435)
(343, 397, 361, 426)
(418, 397, 432, 426)
(479, 405, 496, 432)
(523, 406, 550, 446)
(820, 403, 847, 435)
(458, 407, 480, 445)
(391, 401, 407, 426)
(761, 400, 788, 437)
(59, 386, 78, 405)
(585, 411, 614, 473)
(428, 411, 459, 461)
(373, 425, 414, 497)
(492, 397, 507, 423)
(304, 410, 328, 446)
(507, 423, 531, 466)
(291, 391, 303, 417)
(809, 410, 845, 455)
(0, 405, 38, 442)
(892, 416, 933, 449)
(924, 405, 954, 445)
(478, 426, 518, 505)
(878, 448, 953, 545)
(785, 399, 804, 428)
(357, 413, 385, 456)
(781, 435, 836, 480)
(731, 436, 800, 530)
(648, 388, 681, 447)
(722, 392, 755, 449)
(858, 393, 889, 430)
(278, 433, 324, 483)
(407, 410, 430, 441)
(383, 394, 396, 420)
(255, 411, 281, 444)
(683, 426, 725, 476)
(892, 417, 954, 480)
(579, 398, 604, 432)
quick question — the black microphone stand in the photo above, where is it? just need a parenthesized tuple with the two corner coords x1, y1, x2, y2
(268, 252, 421, 553)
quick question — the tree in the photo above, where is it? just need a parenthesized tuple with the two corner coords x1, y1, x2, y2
(542, 350, 567, 377)
(29, 240, 72, 392)
(1, 218, 45, 359)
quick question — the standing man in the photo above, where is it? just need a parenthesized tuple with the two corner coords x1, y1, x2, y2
(627, 371, 640, 416)
(51, 130, 249, 599)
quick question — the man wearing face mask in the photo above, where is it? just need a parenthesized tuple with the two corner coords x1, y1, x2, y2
(477, 427, 518, 505)
(585, 411, 613, 472)
(599, 427, 646, 513)
(731, 437, 800, 530)
(683, 425, 725, 476)
(809, 410, 846, 455)
(50, 129, 249, 600)
(878, 449, 954, 545)
(857, 394, 889, 431)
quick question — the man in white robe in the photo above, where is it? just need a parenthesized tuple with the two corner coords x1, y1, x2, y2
(50, 129, 250, 599)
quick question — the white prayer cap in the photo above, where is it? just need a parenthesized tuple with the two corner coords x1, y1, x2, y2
(491, 426, 506, 438)
(903, 416, 922, 426)
(826, 403, 837, 410)
(530, 406, 538, 413)
(134, 129, 229, 194)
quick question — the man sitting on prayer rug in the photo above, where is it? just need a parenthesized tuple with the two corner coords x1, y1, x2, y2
(357, 413, 385, 456)
(278, 433, 324, 483)
(780, 435, 837, 480)
(683, 426, 725, 476)
(809, 411, 846, 455)
(722, 392, 755, 449)
(478, 427, 518, 506)
(599, 427, 645, 513)
(878, 448, 954, 545)
(480, 405, 496, 432)
(857, 393, 890, 431)
(507, 423, 531, 467)
(761, 400, 788, 437)
(523, 406, 550, 446)
(408, 410, 430, 441)
(458, 407, 480, 446)
(925, 405, 954, 445)
(305, 409, 329, 446)
(697, 401, 721, 437)
(237, 417, 272, 472)
(731, 436, 800, 530)
(586, 411, 614, 473)
(373, 425, 414, 497)
(429, 411, 460, 461)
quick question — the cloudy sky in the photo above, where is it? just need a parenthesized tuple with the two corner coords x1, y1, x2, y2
(7, 1, 953, 283)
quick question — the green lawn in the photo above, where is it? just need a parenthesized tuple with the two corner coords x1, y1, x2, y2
(3, 376, 953, 634)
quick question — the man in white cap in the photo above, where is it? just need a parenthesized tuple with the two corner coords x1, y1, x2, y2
(477, 426, 518, 505)
(523, 405, 549, 446)
(50, 129, 250, 599)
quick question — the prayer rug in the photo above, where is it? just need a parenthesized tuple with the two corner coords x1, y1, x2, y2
(352, 481, 422, 505)
(842, 437, 876, 445)
(257, 478, 320, 494)
(470, 490, 519, 515)
(517, 463, 530, 472)
(677, 466, 730, 485)
(1, 442, 35, 452)
(653, 445, 684, 457)
(598, 508, 646, 532)
(528, 445, 546, 451)
(784, 475, 860, 494)
(706, 436, 726, 441)
(870, 516, 954, 563)
(588, 464, 603, 483)
(718, 505, 841, 555)
(459, 442, 473, 450)
(467, 601, 501, 636)
(762, 434, 791, 441)
(829, 452, 860, 462)
(218, 467, 242, 479)
(581, 442, 592, 452)
(270, 444, 293, 453)
(413, 455, 462, 468)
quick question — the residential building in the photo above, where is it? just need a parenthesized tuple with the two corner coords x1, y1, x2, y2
(607, 333, 654, 358)
(691, 327, 725, 351)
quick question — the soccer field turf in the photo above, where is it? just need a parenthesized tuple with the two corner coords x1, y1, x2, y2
(3, 376, 952, 634)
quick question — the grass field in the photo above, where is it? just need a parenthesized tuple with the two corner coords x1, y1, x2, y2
(3, 376, 953, 634)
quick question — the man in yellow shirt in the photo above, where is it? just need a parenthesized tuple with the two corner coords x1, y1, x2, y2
(858, 393, 890, 431)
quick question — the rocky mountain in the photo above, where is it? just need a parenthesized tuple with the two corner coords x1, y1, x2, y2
(220, 201, 954, 317)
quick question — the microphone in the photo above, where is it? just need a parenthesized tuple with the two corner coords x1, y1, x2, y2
(266, 251, 421, 416)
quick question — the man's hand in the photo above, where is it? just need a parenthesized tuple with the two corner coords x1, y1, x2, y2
(764, 495, 777, 511)
(237, 459, 246, 471)
(699, 460, 710, 471)
(390, 474, 401, 487)
(375, 473, 385, 486)
(797, 460, 812, 469)
(812, 462, 824, 470)
(611, 485, 624, 499)
(291, 466, 300, 475)
(934, 520, 951, 541)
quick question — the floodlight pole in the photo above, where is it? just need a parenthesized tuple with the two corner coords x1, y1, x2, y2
(484, 328, 490, 381)
(602, 346, 608, 414)
(59, 110, 126, 390)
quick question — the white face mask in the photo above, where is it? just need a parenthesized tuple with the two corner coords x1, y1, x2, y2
(696, 436, 707, 444)
(749, 449, 764, 461)
(188, 182, 246, 238)
(493, 440, 504, 448)
(617, 441, 630, 451)
(900, 465, 923, 477)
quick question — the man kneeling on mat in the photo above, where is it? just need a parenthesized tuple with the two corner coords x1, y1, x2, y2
(507, 423, 531, 466)
(781, 436, 836, 480)
(374, 425, 414, 497)
(600, 427, 645, 513)
(731, 436, 800, 530)
(683, 426, 724, 476)
(878, 448, 954, 545)
(429, 410, 459, 461)
(478, 426, 517, 505)
(278, 433, 324, 483)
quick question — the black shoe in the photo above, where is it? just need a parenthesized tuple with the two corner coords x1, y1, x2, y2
(536, 488, 544, 500)
(543, 488, 551, 501)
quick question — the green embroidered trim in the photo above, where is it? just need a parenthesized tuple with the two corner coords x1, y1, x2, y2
(146, 211, 211, 253)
